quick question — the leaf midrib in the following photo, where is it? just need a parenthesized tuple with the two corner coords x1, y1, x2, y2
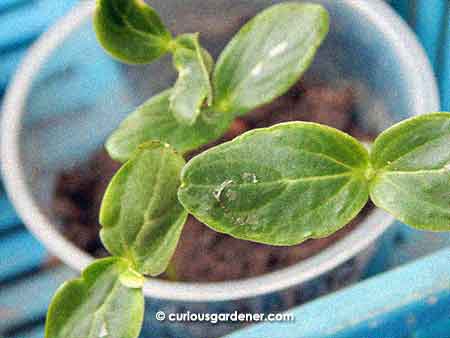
(185, 171, 357, 188)
(380, 166, 450, 176)
(227, 175, 365, 241)
(132, 150, 167, 248)
(375, 132, 450, 170)
(373, 174, 450, 215)
(110, 0, 169, 47)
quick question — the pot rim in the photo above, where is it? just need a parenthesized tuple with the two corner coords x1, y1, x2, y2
(1, 0, 439, 301)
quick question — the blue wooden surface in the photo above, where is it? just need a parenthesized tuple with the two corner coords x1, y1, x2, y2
(0, 1, 449, 337)
(0, 230, 47, 283)
(227, 247, 450, 338)
(0, 0, 77, 89)
(0, 195, 21, 231)
(0, 267, 76, 334)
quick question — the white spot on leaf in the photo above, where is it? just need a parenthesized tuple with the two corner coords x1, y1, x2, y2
(179, 68, 191, 77)
(251, 62, 263, 77)
(269, 41, 288, 57)
(213, 180, 234, 202)
(242, 172, 258, 183)
(99, 323, 108, 338)
(246, 214, 259, 225)
(225, 189, 237, 201)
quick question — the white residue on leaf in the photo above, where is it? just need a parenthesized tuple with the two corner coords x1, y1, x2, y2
(242, 172, 258, 183)
(179, 67, 192, 78)
(235, 217, 245, 225)
(99, 322, 108, 338)
(235, 214, 259, 228)
(269, 41, 288, 57)
(225, 189, 237, 201)
(213, 180, 234, 202)
(251, 62, 263, 77)
(444, 162, 450, 171)
(246, 214, 259, 225)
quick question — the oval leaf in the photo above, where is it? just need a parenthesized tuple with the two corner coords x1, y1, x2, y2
(45, 257, 144, 338)
(100, 142, 188, 276)
(178, 122, 369, 245)
(106, 89, 232, 162)
(213, 3, 329, 116)
(170, 33, 214, 125)
(94, 0, 172, 64)
(370, 112, 450, 230)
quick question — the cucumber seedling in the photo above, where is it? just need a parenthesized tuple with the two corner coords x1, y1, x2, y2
(44, 1, 450, 337)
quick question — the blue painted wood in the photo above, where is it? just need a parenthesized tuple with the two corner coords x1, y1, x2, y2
(0, 0, 29, 13)
(0, 48, 27, 88)
(387, 0, 412, 23)
(439, 10, 450, 111)
(414, 316, 450, 338)
(0, 0, 76, 51)
(415, 0, 448, 70)
(0, 195, 22, 231)
(227, 248, 450, 338)
(0, 230, 47, 282)
(0, 267, 76, 333)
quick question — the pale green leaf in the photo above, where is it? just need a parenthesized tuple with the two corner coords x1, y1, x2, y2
(94, 0, 172, 64)
(45, 257, 144, 338)
(170, 34, 214, 125)
(100, 142, 188, 276)
(106, 89, 232, 162)
(370, 112, 450, 230)
(213, 2, 329, 116)
(178, 122, 369, 245)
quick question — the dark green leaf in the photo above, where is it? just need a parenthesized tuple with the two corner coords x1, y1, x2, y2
(94, 0, 172, 64)
(212, 3, 329, 116)
(100, 142, 188, 276)
(369, 112, 450, 230)
(170, 34, 214, 125)
(178, 122, 369, 245)
(106, 90, 232, 162)
(45, 257, 144, 338)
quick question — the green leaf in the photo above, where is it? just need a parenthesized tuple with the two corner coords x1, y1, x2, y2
(178, 122, 369, 245)
(45, 257, 144, 338)
(369, 112, 450, 231)
(106, 90, 232, 162)
(170, 33, 214, 125)
(100, 142, 188, 276)
(212, 3, 329, 116)
(94, 0, 172, 64)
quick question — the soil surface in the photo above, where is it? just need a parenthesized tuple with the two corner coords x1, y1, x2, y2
(53, 81, 375, 282)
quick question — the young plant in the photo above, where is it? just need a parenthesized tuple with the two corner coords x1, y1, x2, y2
(44, 1, 450, 337)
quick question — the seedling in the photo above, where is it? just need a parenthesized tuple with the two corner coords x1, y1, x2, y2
(44, 1, 450, 337)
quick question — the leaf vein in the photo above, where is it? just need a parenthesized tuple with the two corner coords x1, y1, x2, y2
(378, 132, 450, 170)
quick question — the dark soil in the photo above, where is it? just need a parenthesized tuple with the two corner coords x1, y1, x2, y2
(53, 81, 375, 282)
